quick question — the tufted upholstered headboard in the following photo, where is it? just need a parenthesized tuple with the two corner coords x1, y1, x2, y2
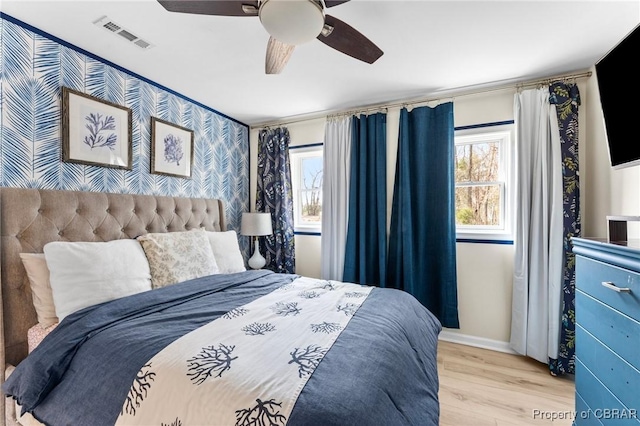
(0, 187, 226, 378)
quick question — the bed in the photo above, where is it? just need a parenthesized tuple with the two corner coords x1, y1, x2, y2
(0, 187, 442, 426)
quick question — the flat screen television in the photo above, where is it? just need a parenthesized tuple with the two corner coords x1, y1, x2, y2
(595, 23, 640, 169)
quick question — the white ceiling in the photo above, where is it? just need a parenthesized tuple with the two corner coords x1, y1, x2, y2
(2, 0, 639, 126)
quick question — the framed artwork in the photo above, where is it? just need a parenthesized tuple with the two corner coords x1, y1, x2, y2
(62, 87, 132, 169)
(150, 117, 194, 178)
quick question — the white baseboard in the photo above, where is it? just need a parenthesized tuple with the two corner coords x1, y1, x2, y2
(438, 330, 519, 355)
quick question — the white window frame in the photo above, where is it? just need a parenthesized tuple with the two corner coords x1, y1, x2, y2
(290, 144, 323, 234)
(454, 123, 515, 241)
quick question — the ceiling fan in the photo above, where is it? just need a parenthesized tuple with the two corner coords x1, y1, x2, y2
(157, 0, 384, 74)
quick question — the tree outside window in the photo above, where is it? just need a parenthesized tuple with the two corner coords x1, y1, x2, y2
(455, 141, 501, 227)
(453, 125, 514, 240)
(300, 156, 323, 224)
(290, 147, 323, 232)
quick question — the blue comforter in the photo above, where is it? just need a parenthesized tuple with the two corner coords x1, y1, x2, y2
(3, 270, 441, 425)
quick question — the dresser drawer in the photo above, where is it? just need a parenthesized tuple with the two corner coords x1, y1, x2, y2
(575, 391, 604, 426)
(576, 290, 640, 370)
(575, 359, 640, 425)
(576, 324, 640, 411)
(576, 256, 640, 322)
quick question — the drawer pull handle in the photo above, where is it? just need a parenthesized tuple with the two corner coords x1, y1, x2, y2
(601, 281, 632, 293)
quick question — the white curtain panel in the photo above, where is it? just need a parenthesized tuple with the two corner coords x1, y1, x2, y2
(510, 87, 563, 364)
(320, 117, 352, 280)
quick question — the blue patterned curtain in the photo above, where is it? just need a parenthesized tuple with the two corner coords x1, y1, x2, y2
(256, 127, 295, 274)
(343, 113, 387, 286)
(548, 82, 581, 376)
(387, 104, 459, 328)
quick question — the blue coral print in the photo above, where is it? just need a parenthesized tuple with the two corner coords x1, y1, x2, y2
(122, 363, 155, 416)
(164, 134, 184, 166)
(187, 344, 237, 385)
(84, 112, 117, 150)
(288, 345, 327, 378)
(271, 302, 301, 317)
(336, 303, 358, 316)
(310, 322, 342, 334)
(235, 399, 286, 426)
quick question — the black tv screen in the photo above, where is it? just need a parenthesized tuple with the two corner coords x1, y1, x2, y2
(596, 24, 640, 169)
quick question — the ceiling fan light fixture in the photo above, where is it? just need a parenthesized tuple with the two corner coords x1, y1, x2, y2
(259, 0, 325, 45)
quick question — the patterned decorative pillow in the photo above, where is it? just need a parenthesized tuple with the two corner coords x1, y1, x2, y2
(27, 323, 58, 353)
(137, 229, 219, 288)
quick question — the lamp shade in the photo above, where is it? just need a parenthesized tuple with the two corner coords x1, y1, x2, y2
(241, 212, 273, 236)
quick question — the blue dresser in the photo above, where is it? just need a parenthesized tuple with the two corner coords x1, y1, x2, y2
(572, 238, 640, 425)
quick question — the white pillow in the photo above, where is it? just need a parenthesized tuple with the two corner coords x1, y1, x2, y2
(137, 229, 219, 288)
(206, 231, 246, 274)
(43, 239, 152, 321)
(19, 253, 59, 327)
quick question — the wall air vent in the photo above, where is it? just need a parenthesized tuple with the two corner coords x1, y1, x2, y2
(93, 16, 154, 50)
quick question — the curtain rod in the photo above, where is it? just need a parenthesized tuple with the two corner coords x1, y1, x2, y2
(251, 70, 592, 130)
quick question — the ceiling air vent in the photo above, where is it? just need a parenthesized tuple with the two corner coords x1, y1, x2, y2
(93, 16, 154, 50)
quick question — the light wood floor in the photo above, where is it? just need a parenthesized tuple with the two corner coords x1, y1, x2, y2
(438, 341, 575, 425)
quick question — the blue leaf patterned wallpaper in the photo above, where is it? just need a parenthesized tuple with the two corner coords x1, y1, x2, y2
(0, 15, 250, 254)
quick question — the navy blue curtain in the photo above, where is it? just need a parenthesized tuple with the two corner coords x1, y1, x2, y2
(256, 127, 296, 274)
(387, 104, 459, 328)
(343, 113, 387, 286)
(548, 82, 581, 376)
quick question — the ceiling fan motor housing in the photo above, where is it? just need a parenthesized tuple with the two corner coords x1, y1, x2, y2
(259, 0, 325, 45)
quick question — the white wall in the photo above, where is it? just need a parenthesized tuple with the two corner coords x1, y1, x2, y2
(248, 75, 638, 345)
(450, 90, 516, 343)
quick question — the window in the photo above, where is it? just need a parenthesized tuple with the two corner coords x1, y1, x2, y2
(290, 145, 323, 233)
(454, 124, 514, 241)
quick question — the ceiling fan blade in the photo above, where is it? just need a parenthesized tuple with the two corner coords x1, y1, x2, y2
(157, 1, 259, 16)
(265, 36, 296, 74)
(317, 15, 383, 64)
(325, 0, 351, 7)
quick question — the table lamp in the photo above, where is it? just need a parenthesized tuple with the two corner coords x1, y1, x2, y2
(241, 212, 273, 269)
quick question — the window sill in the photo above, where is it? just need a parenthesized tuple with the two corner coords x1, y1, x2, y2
(456, 231, 513, 245)
(294, 230, 321, 236)
(456, 238, 513, 245)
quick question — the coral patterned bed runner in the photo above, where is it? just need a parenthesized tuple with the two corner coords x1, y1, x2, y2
(116, 277, 372, 426)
